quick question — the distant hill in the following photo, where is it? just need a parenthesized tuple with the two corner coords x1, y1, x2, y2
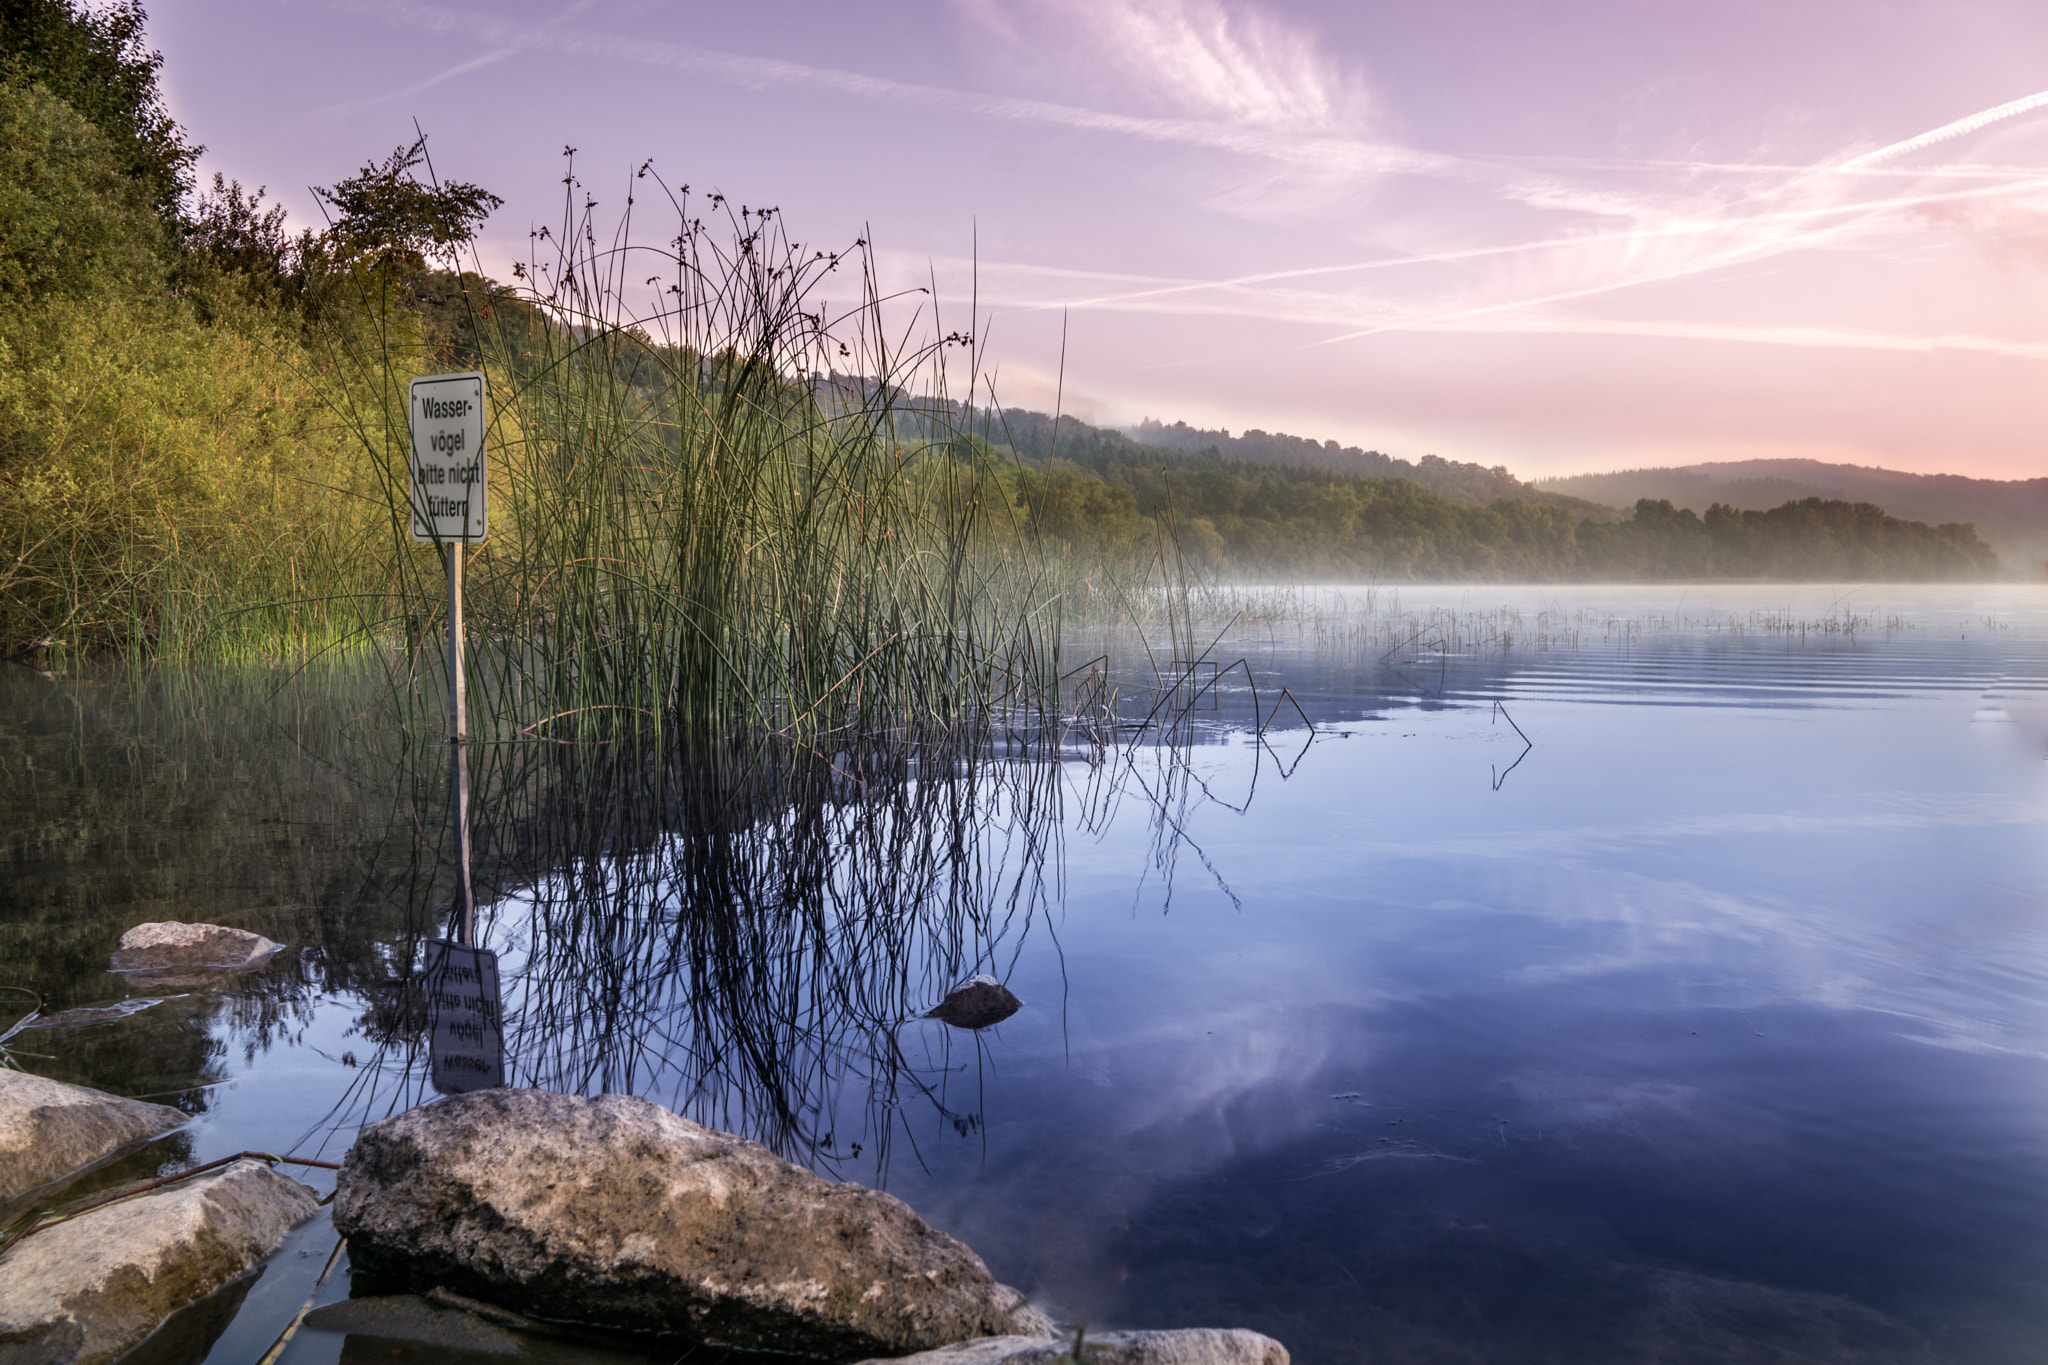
(1130, 419, 1614, 517)
(1537, 460, 2048, 572)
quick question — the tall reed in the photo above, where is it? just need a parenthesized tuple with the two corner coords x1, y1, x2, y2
(336, 159, 1084, 743)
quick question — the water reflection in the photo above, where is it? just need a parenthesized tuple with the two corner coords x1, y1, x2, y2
(10, 589, 2048, 1362)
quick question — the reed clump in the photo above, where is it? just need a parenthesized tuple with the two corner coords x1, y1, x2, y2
(337, 159, 1136, 743)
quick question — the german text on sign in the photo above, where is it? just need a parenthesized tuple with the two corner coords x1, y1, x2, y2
(424, 938, 504, 1093)
(408, 371, 488, 542)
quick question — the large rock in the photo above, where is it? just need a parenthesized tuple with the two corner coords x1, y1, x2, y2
(863, 1331, 1290, 1365)
(334, 1089, 1054, 1359)
(0, 1157, 319, 1364)
(107, 921, 284, 988)
(0, 1069, 186, 1210)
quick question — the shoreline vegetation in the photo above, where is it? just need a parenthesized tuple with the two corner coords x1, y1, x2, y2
(0, 0, 2007, 703)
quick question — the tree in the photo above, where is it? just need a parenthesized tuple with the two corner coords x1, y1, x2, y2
(0, 0, 197, 219)
(0, 78, 160, 309)
(313, 137, 502, 272)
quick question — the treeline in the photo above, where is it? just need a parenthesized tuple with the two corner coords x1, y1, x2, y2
(1130, 417, 1604, 512)
(1539, 458, 2048, 574)
(1577, 497, 2000, 581)
(967, 409, 2000, 581)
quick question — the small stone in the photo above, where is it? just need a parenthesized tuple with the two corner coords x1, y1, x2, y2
(108, 921, 283, 988)
(0, 1158, 319, 1365)
(0, 1069, 187, 1210)
(861, 1329, 1291, 1365)
(927, 975, 1022, 1030)
(334, 1089, 1054, 1359)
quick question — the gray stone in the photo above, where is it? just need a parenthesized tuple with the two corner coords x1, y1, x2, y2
(860, 1330, 1290, 1365)
(927, 975, 1022, 1030)
(0, 1069, 186, 1210)
(334, 1089, 1054, 1360)
(0, 1157, 319, 1365)
(107, 921, 284, 989)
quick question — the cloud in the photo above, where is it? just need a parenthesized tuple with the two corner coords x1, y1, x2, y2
(950, 0, 1400, 216)
(974, 0, 1371, 134)
(319, 0, 1436, 184)
(1411, 317, 2048, 363)
(307, 3, 2048, 371)
(921, 87, 2048, 360)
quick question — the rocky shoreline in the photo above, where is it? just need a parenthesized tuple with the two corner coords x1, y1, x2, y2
(0, 1072, 1288, 1364)
(0, 924, 1287, 1364)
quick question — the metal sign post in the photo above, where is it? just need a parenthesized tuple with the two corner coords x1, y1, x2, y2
(409, 371, 503, 1093)
(409, 371, 488, 948)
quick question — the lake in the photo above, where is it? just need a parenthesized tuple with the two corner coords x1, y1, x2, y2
(5, 585, 2047, 1364)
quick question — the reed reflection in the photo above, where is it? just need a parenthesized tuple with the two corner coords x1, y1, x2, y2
(310, 730, 1068, 1182)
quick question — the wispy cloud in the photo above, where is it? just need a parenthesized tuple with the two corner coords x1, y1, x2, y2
(960, 0, 1370, 134)
(914, 85, 2048, 362)
(1419, 317, 2048, 363)
(303, 44, 521, 123)
(307, 2, 2048, 372)
(317, 0, 1439, 180)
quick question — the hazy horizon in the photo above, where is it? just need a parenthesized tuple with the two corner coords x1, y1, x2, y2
(155, 0, 2048, 482)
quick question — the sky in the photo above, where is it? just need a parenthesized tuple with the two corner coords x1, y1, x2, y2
(149, 0, 2048, 481)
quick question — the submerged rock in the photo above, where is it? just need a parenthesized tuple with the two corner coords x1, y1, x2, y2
(107, 921, 283, 988)
(864, 1330, 1290, 1365)
(926, 975, 1022, 1030)
(0, 1157, 318, 1365)
(334, 1088, 1054, 1359)
(0, 1069, 186, 1210)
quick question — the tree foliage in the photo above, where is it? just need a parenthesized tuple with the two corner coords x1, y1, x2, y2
(0, 78, 160, 308)
(0, 0, 195, 218)
(0, 3, 509, 651)
(313, 137, 503, 272)
(981, 410, 2000, 582)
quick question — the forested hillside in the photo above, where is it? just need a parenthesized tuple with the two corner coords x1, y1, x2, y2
(1131, 417, 1609, 513)
(962, 408, 2002, 582)
(1538, 459, 2048, 573)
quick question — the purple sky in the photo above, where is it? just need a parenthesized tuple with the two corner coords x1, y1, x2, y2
(152, 0, 2048, 480)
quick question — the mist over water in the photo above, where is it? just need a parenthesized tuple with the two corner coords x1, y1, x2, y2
(6, 585, 2048, 1363)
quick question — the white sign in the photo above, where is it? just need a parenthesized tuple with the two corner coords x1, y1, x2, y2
(424, 938, 504, 1093)
(408, 371, 487, 542)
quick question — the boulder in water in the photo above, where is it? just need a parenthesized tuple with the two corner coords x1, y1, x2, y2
(108, 921, 284, 988)
(0, 1069, 186, 1212)
(0, 1157, 318, 1364)
(334, 1088, 1054, 1359)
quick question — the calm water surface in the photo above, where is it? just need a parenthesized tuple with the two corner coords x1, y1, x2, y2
(5, 586, 2047, 1364)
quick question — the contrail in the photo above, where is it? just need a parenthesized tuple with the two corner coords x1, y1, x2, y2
(1033, 174, 2048, 319)
(1417, 317, 2048, 364)
(1839, 88, 2048, 169)
(1019, 88, 2048, 319)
